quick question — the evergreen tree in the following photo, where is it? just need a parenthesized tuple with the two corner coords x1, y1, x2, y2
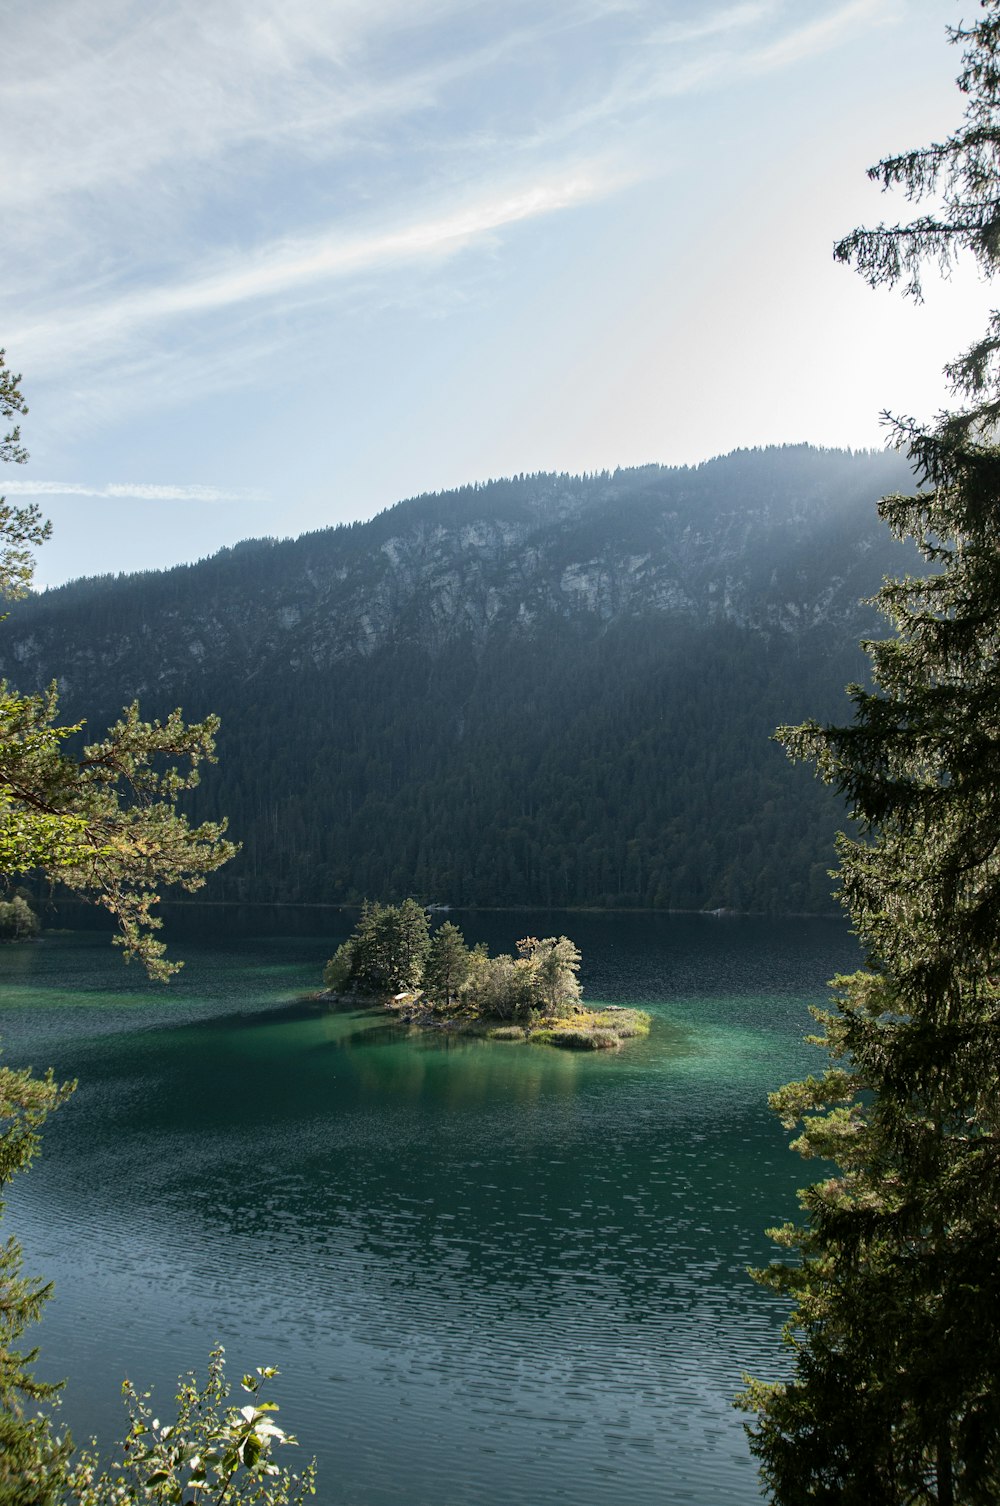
(742, 436, 1000, 1504)
(742, 8, 1000, 1501)
(423, 922, 470, 1008)
(391, 899, 431, 993)
(322, 940, 355, 993)
(833, 3, 1000, 440)
(330, 900, 430, 996)
(0, 1062, 74, 1506)
(345, 902, 383, 994)
(0, 689, 235, 978)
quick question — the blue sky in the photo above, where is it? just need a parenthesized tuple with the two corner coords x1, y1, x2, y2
(2, 0, 992, 584)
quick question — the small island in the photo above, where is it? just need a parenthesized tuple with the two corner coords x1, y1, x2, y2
(321, 900, 650, 1050)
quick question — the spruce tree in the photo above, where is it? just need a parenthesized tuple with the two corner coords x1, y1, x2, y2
(0, 1064, 74, 1506)
(741, 7, 1000, 1502)
(741, 433, 1000, 1505)
(333, 900, 431, 996)
(423, 922, 470, 1009)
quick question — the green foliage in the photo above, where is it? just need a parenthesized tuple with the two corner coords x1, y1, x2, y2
(522, 1007, 649, 1050)
(0, 350, 49, 601)
(528, 1024, 621, 1051)
(0, 349, 28, 469)
(328, 910, 612, 1046)
(0, 688, 237, 979)
(744, 439, 1000, 1503)
(343, 899, 430, 996)
(321, 940, 354, 993)
(833, 6, 1000, 441)
(0, 1059, 74, 1506)
(458, 935, 582, 1023)
(461, 949, 538, 1022)
(0, 350, 266, 1498)
(743, 12, 1000, 1501)
(323, 913, 590, 1034)
(0, 360, 236, 979)
(517, 935, 581, 1018)
(589, 1007, 650, 1039)
(546, 1027, 620, 1051)
(0, 896, 38, 941)
(67, 1347, 316, 1506)
(422, 921, 470, 1008)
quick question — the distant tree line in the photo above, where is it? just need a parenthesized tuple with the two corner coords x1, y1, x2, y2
(0, 445, 918, 918)
(176, 619, 864, 914)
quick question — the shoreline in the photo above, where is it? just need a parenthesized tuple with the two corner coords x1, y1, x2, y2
(49, 897, 844, 921)
(315, 990, 652, 1052)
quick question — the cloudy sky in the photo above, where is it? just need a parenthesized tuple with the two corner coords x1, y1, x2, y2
(1, 0, 991, 584)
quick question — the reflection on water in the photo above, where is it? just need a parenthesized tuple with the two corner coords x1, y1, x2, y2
(0, 907, 859, 1506)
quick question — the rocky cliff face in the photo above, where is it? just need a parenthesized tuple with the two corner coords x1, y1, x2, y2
(0, 446, 915, 704)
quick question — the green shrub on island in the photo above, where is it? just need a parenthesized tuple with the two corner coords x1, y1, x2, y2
(532, 1027, 617, 1050)
(322, 904, 650, 1049)
(0, 895, 39, 942)
(528, 1010, 650, 1051)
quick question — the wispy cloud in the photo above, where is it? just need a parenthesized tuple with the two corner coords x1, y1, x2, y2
(2, 0, 598, 245)
(0, 480, 267, 503)
(738, 0, 897, 74)
(646, 3, 777, 48)
(4, 1, 459, 208)
(502, 0, 893, 160)
(2, 0, 910, 431)
(11, 166, 618, 374)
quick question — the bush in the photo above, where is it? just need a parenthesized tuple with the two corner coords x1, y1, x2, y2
(0, 896, 39, 941)
(67, 1347, 316, 1505)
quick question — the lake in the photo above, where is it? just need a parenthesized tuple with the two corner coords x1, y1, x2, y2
(0, 906, 860, 1506)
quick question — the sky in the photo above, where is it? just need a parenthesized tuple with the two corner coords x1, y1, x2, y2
(2, 0, 994, 585)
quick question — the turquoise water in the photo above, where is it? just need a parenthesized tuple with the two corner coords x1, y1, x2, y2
(0, 907, 859, 1506)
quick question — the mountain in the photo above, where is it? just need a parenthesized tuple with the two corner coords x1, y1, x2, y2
(0, 444, 918, 913)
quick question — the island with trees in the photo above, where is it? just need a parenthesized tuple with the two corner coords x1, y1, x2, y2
(321, 900, 650, 1049)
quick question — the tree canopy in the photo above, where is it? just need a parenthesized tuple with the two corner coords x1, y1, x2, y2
(0, 354, 236, 978)
(742, 8, 1000, 1502)
(323, 904, 584, 1024)
(834, 4, 1000, 442)
(0, 445, 913, 920)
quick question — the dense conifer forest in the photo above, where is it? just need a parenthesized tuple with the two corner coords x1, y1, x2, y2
(0, 445, 917, 914)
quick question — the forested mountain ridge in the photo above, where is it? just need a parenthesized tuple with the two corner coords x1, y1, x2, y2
(0, 445, 918, 913)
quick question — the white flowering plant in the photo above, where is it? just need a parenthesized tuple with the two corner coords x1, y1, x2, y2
(66, 1347, 316, 1506)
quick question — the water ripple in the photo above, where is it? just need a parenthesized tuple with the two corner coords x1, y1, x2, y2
(2, 910, 859, 1506)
